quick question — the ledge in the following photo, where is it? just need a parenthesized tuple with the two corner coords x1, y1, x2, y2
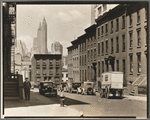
(137, 46, 141, 48)
(137, 23, 141, 26)
(129, 25, 133, 28)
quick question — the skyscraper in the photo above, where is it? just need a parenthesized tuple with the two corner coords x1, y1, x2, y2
(31, 17, 48, 56)
(51, 42, 63, 55)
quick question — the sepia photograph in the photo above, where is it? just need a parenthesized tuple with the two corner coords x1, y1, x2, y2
(2, 1, 148, 119)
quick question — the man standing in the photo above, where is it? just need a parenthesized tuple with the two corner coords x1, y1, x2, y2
(23, 77, 31, 101)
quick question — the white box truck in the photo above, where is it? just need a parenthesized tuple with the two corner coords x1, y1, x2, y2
(98, 72, 123, 99)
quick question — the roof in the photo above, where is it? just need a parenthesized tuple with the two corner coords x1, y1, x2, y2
(102, 71, 123, 74)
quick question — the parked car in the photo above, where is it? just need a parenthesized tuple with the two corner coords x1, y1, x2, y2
(70, 82, 81, 93)
(39, 81, 57, 97)
(98, 72, 124, 99)
(77, 81, 95, 95)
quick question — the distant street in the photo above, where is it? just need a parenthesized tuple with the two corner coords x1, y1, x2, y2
(59, 91, 147, 118)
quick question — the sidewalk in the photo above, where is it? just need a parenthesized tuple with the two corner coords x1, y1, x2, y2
(3, 89, 83, 118)
(95, 92, 147, 102)
(123, 95, 147, 102)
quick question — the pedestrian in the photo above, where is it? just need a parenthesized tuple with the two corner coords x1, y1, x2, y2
(23, 77, 31, 101)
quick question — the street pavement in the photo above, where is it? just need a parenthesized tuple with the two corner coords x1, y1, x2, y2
(62, 91, 147, 118)
(3, 88, 147, 118)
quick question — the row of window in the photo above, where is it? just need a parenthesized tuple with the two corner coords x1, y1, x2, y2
(129, 53, 143, 73)
(36, 69, 60, 75)
(62, 74, 68, 77)
(97, 15, 125, 37)
(36, 60, 60, 66)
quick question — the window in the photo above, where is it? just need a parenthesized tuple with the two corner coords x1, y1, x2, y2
(129, 32, 133, 47)
(62, 74, 64, 77)
(122, 15, 125, 29)
(102, 61, 104, 73)
(116, 37, 119, 53)
(129, 14, 132, 26)
(130, 55, 133, 73)
(88, 66, 90, 79)
(85, 55, 86, 65)
(36, 69, 40, 75)
(105, 24, 108, 34)
(88, 50, 89, 60)
(98, 43, 100, 55)
(101, 26, 104, 36)
(82, 43, 84, 52)
(82, 56, 84, 66)
(137, 10, 140, 23)
(116, 18, 119, 31)
(98, 28, 100, 37)
(56, 68, 59, 75)
(98, 62, 100, 77)
(66, 74, 68, 77)
(94, 49, 96, 59)
(91, 50, 93, 59)
(111, 38, 113, 54)
(106, 40, 108, 54)
(85, 43, 86, 51)
(123, 59, 125, 74)
(104, 75, 108, 82)
(36, 60, 40, 66)
(111, 21, 113, 33)
(80, 56, 81, 66)
(137, 54, 141, 73)
(102, 42, 104, 55)
(145, 28, 147, 45)
(98, 6, 102, 15)
(85, 70, 86, 81)
(103, 4, 107, 11)
(116, 60, 119, 71)
(122, 35, 125, 52)
(137, 30, 141, 46)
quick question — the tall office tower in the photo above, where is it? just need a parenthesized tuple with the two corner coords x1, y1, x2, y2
(31, 17, 48, 57)
(51, 42, 63, 55)
(37, 17, 48, 54)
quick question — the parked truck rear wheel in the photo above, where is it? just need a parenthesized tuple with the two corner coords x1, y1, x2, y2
(99, 89, 104, 98)
(105, 88, 109, 99)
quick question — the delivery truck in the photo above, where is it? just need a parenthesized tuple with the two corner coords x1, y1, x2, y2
(98, 72, 124, 99)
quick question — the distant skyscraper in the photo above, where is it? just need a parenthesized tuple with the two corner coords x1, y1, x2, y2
(51, 42, 63, 55)
(31, 17, 48, 57)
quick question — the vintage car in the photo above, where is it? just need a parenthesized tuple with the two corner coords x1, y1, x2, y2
(39, 81, 57, 97)
(77, 81, 95, 95)
(70, 82, 81, 93)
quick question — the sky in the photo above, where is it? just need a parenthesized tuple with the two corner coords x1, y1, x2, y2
(17, 5, 91, 55)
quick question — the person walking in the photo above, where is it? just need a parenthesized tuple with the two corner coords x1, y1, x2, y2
(23, 77, 31, 101)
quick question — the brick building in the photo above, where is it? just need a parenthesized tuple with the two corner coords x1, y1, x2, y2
(67, 3, 147, 87)
(31, 54, 62, 86)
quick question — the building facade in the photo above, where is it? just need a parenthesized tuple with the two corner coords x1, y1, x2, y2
(68, 3, 147, 87)
(62, 68, 68, 82)
(67, 46, 73, 83)
(31, 54, 62, 86)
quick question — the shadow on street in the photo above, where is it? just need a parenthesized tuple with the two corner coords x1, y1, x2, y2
(4, 91, 89, 109)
